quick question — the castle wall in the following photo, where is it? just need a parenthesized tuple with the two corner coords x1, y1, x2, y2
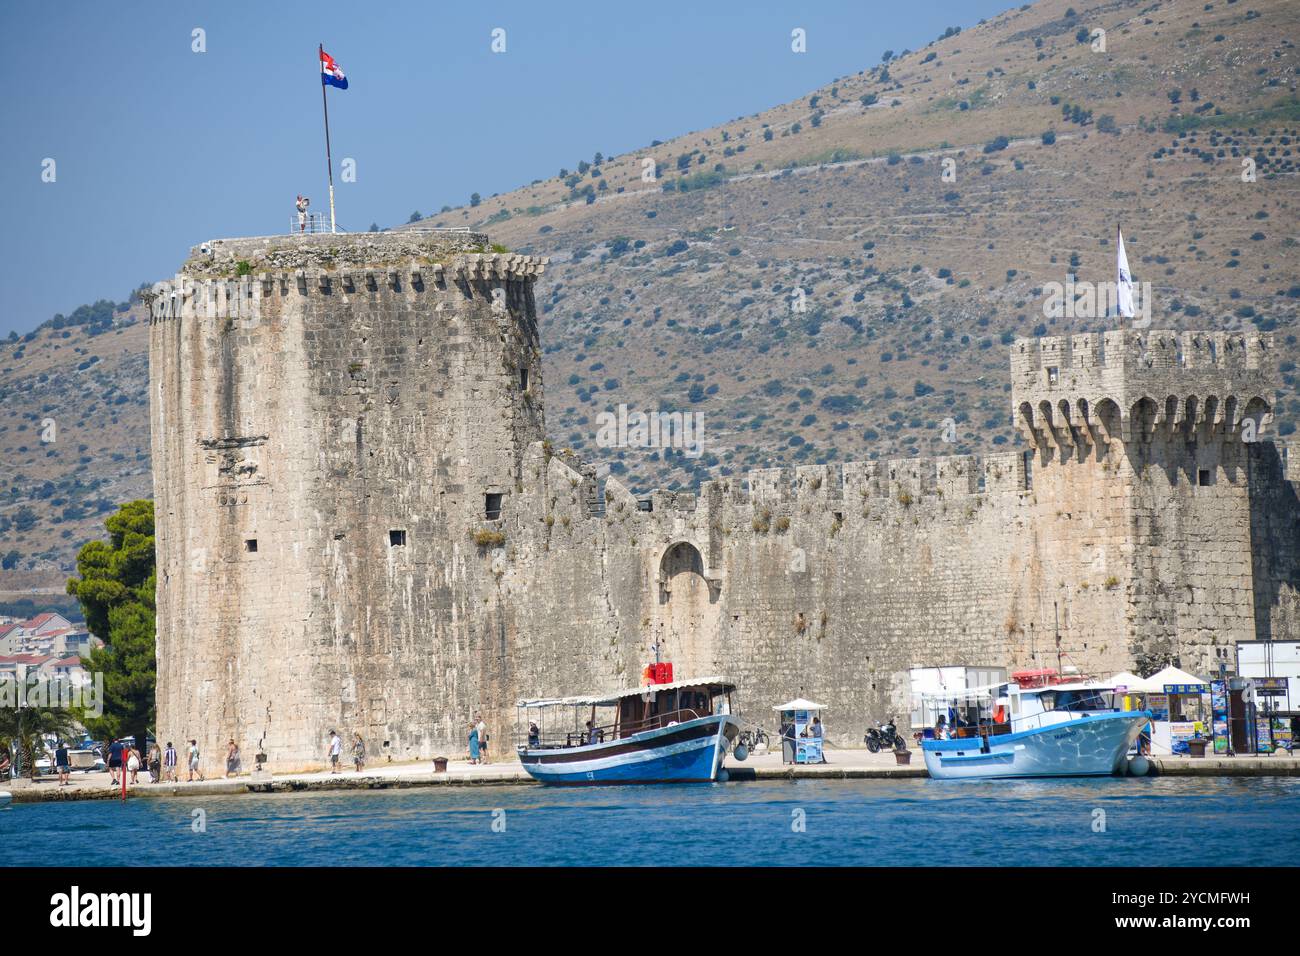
(150, 233, 1300, 767)
(497, 454, 1125, 745)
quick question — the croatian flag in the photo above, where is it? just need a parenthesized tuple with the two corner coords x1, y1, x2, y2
(320, 48, 348, 89)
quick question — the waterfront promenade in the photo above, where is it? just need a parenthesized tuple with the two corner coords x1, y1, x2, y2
(5, 747, 1298, 803)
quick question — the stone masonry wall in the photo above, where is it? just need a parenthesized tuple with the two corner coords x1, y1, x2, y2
(150, 233, 1300, 769)
(150, 233, 559, 770)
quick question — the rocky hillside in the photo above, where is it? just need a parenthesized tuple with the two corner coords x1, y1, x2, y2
(0, 300, 151, 589)
(2, 0, 1297, 589)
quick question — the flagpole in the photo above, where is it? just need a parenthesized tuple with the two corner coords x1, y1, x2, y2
(319, 42, 337, 234)
(1116, 223, 1121, 319)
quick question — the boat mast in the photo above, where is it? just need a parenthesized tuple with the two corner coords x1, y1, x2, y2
(1054, 601, 1063, 677)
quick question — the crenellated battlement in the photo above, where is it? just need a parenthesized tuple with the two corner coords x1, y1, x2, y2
(734, 452, 1028, 510)
(183, 230, 492, 272)
(599, 450, 1036, 530)
(1011, 329, 1277, 452)
(590, 325, 1286, 526)
(145, 251, 549, 322)
(1011, 329, 1274, 379)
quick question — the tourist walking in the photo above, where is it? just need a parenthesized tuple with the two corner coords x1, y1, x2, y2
(163, 741, 178, 782)
(327, 730, 342, 773)
(148, 742, 162, 783)
(226, 739, 241, 777)
(475, 713, 489, 764)
(126, 744, 141, 784)
(54, 741, 70, 786)
(352, 732, 366, 773)
(467, 721, 481, 764)
(107, 738, 124, 785)
(187, 739, 204, 782)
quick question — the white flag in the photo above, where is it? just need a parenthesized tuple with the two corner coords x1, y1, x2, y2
(1115, 227, 1135, 319)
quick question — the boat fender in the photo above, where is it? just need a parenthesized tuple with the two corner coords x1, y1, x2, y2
(716, 768, 729, 782)
(733, 744, 748, 762)
(1128, 756, 1150, 777)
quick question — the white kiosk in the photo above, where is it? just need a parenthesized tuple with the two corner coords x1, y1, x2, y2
(775, 698, 826, 764)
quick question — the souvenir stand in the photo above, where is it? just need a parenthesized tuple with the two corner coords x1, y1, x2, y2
(774, 698, 826, 764)
(1144, 666, 1209, 755)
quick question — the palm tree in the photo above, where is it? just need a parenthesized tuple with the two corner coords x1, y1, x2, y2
(0, 696, 79, 781)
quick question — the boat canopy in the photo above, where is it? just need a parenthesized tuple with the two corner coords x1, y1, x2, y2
(773, 698, 827, 711)
(916, 681, 1008, 703)
(1036, 680, 1125, 692)
(517, 676, 734, 709)
(920, 676, 1133, 707)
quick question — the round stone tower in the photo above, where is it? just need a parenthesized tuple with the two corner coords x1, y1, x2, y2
(147, 231, 548, 770)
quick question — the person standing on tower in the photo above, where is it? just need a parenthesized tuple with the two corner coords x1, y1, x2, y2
(296, 194, 311, 233)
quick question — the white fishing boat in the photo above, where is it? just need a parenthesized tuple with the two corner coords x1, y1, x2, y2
(920, 673, 1151, 780)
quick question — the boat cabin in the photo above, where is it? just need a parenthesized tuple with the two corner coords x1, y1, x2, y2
(517, 677, 735, 751)
(919, 679, 1122, 742)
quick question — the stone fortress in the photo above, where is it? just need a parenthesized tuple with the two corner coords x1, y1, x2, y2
(147, 230, 1300, 770)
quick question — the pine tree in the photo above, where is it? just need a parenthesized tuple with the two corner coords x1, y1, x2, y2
(65, 499, 156, 741)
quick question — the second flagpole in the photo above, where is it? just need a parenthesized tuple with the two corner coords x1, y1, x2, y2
(319, 43, 337, 234)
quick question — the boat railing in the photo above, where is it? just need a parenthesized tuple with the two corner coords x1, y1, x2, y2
(618, 708, 702, 737)
(1007, 712, 1053, 733)
(1006, 706, 1135, 734)
(925, 707, 1140, 742)
(524, 708, 705, 750)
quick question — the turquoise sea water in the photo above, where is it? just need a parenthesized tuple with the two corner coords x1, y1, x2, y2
(5, 776, 1296, 866)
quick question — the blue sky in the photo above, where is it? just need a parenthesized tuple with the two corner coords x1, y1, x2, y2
(0, 0, 1014, 336)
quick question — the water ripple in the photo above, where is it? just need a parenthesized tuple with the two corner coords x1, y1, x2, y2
(2, 776, 1296, 866)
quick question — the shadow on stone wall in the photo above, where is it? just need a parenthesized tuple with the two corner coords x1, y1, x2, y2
(1248, 442, 1300, 640)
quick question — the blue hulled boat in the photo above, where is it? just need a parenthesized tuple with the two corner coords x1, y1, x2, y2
(516, 677, 740, 785)
(921, 677, 1151, 780)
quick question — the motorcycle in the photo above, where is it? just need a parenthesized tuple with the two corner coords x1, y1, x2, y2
(864, 716, 907, 753)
